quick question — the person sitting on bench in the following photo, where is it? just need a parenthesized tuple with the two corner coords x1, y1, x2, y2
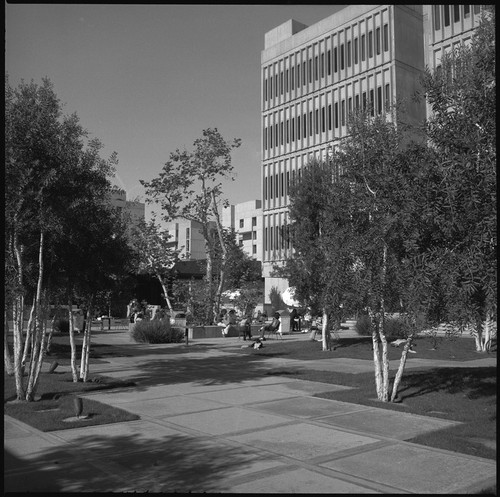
(259, 312, 281, 339)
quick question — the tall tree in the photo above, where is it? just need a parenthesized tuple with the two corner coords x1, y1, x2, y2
(5, 75, 130, 395)
(417, 8, 496, 351)
(141, 128, 241, 324)
(131, 217, 182, 313)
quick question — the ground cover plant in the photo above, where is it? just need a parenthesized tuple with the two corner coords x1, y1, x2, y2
(4, 370, 139, 431)
(4, 333, 139, 431)
(237, 335, 496, 462)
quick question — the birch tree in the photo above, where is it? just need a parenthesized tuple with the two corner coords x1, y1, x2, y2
(141, 128, 241, 324)
(131, 217, 182, 313)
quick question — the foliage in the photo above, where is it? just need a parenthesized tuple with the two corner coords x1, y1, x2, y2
(355, 314, 372, 337)
(268, 286, 286, 313)
(130, 318, 184, 344)
(415, 8, 496, 351)
(141, 128, 241, 324)
(232, 282, 263, 318)
(130, 217, 182, 312)
(5, 75, 133, 398)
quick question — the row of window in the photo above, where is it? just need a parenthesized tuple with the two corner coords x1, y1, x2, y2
(263, 83, 390, 152)
(263, 224, 291, 254)
(239, 217, 258, 229)
(238, 239, 258, 255)
(433, 4, 481, 31)
(263, 20, 390, 105)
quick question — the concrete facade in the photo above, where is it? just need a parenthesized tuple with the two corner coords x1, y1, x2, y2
(222, 199, 263, 261)
(163, 218, 215, 261)
(260, 4, 489, 302)
(108, 188, 145, 239)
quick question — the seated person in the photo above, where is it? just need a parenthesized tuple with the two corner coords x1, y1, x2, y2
(259, 312, 281, 339)
(222, 309, 237, 337)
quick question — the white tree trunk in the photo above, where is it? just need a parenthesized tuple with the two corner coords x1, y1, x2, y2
(12, 233, 26, 399)
(390, 334, 414, 402)
(68, 299, 79, 382)
(379, 317, 390, 402)
(321, 309, 331, 351)
(25, 230, 45, 401)
(372, 328, 384, 400)
(80, 299, 93, 382)
(211, 190, 228, 322)
(4, 314, 14, 376)
(21, 297, 36, 366)
(157, 275, 173, 313)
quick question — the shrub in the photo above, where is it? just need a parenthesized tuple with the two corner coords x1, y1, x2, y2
(130, 319, 184, 344)
(384, 318, 407, 341)
(355, 314, 407, 341)
(355, 314, 372, 336)
(53, 319, 69, 334)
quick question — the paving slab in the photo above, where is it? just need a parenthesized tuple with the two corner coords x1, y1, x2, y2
(165, 406, 293, 436)
(51, 419, 195, 452)
(188, 385, 300, 406)
(259, 379, 354, 396)
(250, 396, 373, 419)
(4, 453, 125, 492)
(115, 395, 227, 417)
(316, 408, 461, 440)
(226, 466, 381, 494)
(106, 439, 287, 493)
(228, 423, 381, 461)
(320, 442, 497, 494)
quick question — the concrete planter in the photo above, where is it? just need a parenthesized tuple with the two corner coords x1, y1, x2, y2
(188, 324, 263, 339)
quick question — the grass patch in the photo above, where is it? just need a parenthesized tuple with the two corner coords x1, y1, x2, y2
(238, 336, 496, 462)
(238, 334, 495, 361)
(4, 370, 139, 432)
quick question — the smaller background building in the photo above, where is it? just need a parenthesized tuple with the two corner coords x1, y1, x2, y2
(163, 218, 214, 260)
(222, 199, 263, 261)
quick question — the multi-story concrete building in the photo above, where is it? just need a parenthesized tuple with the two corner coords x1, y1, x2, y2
(108, 188, 145, 235)
(163, 218, 215, 261)
(222, 200, 263, 261)
(260, 4, 489, 303)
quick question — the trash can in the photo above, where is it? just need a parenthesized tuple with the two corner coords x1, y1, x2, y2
(279, 309, 291, 334)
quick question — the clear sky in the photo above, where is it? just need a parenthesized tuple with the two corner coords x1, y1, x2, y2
(6, 3, 345, 221)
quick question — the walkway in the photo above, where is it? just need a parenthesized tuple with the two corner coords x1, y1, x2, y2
(4, 330, 496, 493)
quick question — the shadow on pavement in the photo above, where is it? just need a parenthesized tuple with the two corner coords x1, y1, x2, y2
(4, 431, 271, 492)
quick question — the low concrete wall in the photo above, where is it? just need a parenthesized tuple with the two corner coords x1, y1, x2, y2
(188, 324, 262, 339)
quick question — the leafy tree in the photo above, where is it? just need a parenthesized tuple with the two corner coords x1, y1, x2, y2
(141, 128, 241, 324)
(130, 217, 182, 313)
(416, 8, 496, 351)
(5, 75, 131, 395)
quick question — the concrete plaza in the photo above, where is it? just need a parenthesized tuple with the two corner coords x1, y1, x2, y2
(4, 329, 496, 493)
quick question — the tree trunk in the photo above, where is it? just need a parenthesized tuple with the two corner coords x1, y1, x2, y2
(379, 315, 390, 402)
(378, 244, 390, 402)
(390, 334, 415, 402)
(321, 309, 331, 351)
(12, 296, 25, 399)
(68, 295, 79, 382)
(371, 323, 384, 400)
(21, 296, 36, 366)
(80, 297, 93, 382)
(4, 314, 14, 376)
(25, 230, 45, 401)
(157, 274, 173, 313)
(12, 232, 26, 399)
(211, 190, 228, 322)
